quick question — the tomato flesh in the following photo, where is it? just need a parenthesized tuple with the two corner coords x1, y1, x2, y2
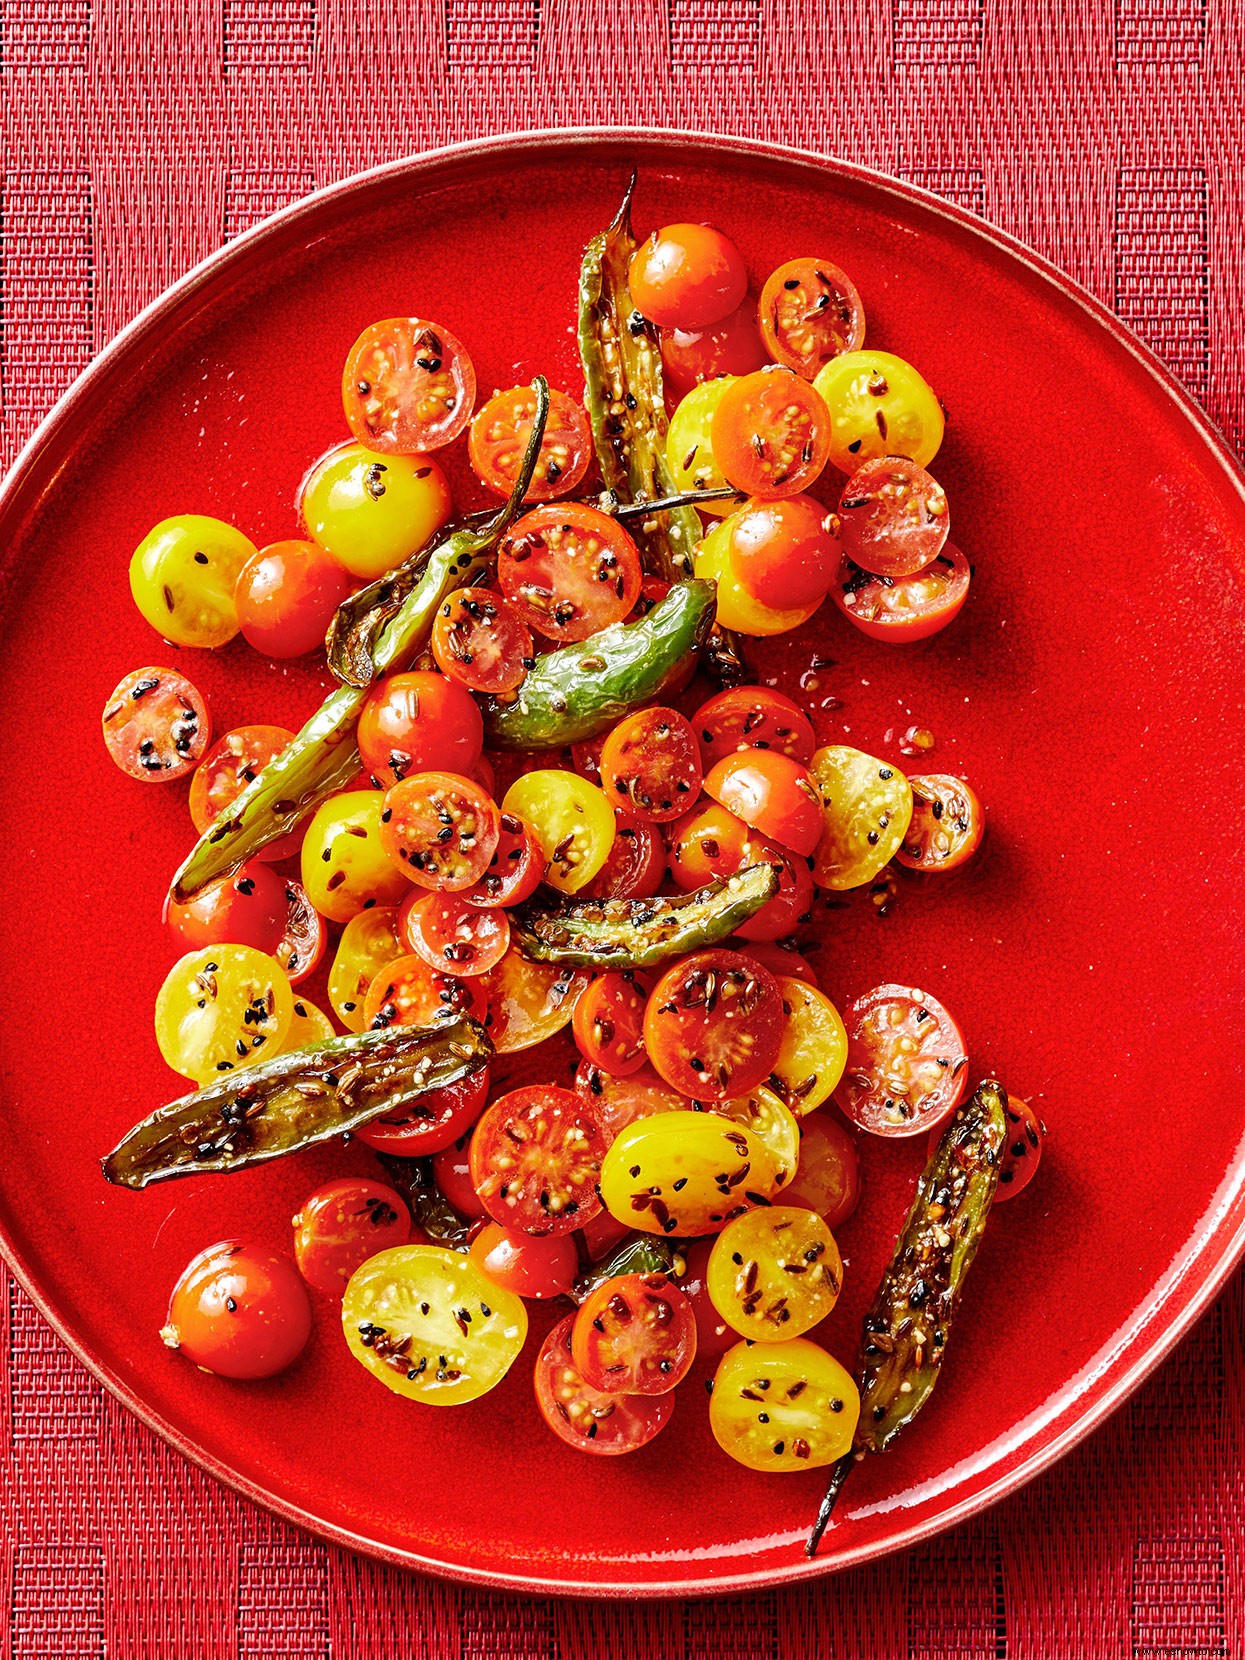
(469, 1086, 604, 1236)
(832, 542, 970, 642)
(896, 774, 985, 872)
(469, 385, 591, 501)
(431, 587, 534, 695)
(599, 707, 702, 823)
(711, 370, 831, 498)
(578, 804, 665, 900)
(572, 973, 648, 1077)
(354, 1063, 489, 1157)
(103, 667, 210, 783)
(293, 1178, 411, 1295)
(838, 456, 950, 579)
(667, 798, 812, 942)
(162, 1241, 311, 1380)
(535, 1313, 674, 1456)
(342, 317, 476, 453)
(835, 983, 969, 1136)
(572, 1272, 697, 1394)
(498, 503, 642, 643)
(694, 686, 815, 769)
(461, 812, 546, 908)
(380, 772, 500, 892)
(400, 889, 510, 976)
(759, 257, 865, 378)
(362, 953, 488, 1032)
(644, 949, 784, 1101)
(189, 725, 298, 858)
(574, 1058, 685, 1143)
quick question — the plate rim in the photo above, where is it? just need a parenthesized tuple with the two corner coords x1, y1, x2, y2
(2, 124, 1244, 1597)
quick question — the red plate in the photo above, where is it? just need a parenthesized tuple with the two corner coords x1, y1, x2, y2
(1, 131, 1243, 1595)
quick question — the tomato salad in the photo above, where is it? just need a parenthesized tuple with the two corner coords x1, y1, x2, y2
(102, 180, 1043, 1503)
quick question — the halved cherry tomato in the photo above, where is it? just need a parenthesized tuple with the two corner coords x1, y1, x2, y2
(302, 790, 410, 923)
(599, 1110, 779, 1235)
(579, 804, 665, 901)
(711, 370, 831, 498)
(430, 587, 533, 695)
(572, 973, 648, 1077)
(354, 1065, 490, 1156)
(461, 811, 546, 908)
(327, 906, 403, 1031)
(715, 1085, 801, 1190)
(400, 889, 510, 976)
(725, 494, 839, 611)
(837, 456, 949, 579)
(431, 1130, 488, 1219)
(469, 1086, 605, 1236)
(710, 1338, 858, 1471)
(930, 1091, 1044, 1201)
(644, 949, 784, 1101)
(694, 686, 815, 769)
(293, 1177, 411, 1295)
(189, 725, 298, 858)
(155, 945, 293, 1085)
(469, 1222, 578, 1299)
(471, 754, 496, 797)
(574, 1058, 684, 1142)
(280, 995, 336, 1051)
(661, 296, 768, 400)
(276, 880, 325, 985)
(707, 1206, 842, 1339)
(130, 515, 257, 649)
(896, 775, 985, 872)
(380, 772, 500, 892)
(693, 515, 821, 638)
(678, 1238, 736, 1359)
(667, 799, 811, 943)
(357, 671, 483, 787)
(570, 733, 607, 785)
(629, 223, 747, 330)
(498, 503, 642, 643)
(831, 542, 971, 642)
(162, 1241, 311, 1380)
(665, 377, 738, 518)
(234, 539, 355, 659)
(729, 940, 817, 984)
(580, 1209, 631, 1258)
(342, 317, 476, 453)
(759, 257, 865, 378)
(810, 745, 913, 890)
(103, 667, 210, 783)
(599, 707, 702, 823)
(362, 953, 488, 1031)
(770, 977, 849, 1115)
(468, 385, 591, 502)
(166, 863, 287, 955)
(487, 950, 587, 1053)
(572, 1272, 697, 1394)
(813, 349, 944, 473)
(501, 770, 615, 893)
(535, 1313, 674, 1456)
(704, 750, 823, 860)
(835, 983, 969, 1137)
(783, 1114, 860, 1231)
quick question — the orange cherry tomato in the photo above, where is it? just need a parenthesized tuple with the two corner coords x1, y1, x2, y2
(703, 751, 824, 860)
(660, 295, 768, 401)
(834, 984, 969, 1137)
(728, 940, 818, 986)
(379, 772, 500, 892)
(571, 1272, 697, 1394)
(838, 456, 950, 579)
(430, 587, 533, 696)
(759, 257, 865, 379)
(574, 1058, 685, 1143)
(578, 804, 665, 900)
(599, 707, 702, 823)
(573, 973, 648, 1077)
(469, 1222, 578, 1299)
(498, 503, 642, 643)
(693, 685, 815, 769)
(362, 952, 489, 1031)
(234, 540, 355, 660)
(831, 542, 971, 642)
(342, 317, 476, 453)
(357, 671, 483, 787)
(667, 798, 812, 942)
(162, 1241, 311, 1380)
(292, 1178, 411, 1295)
(461, 811, 546, 908)
(895, 775, 985, 872)
(725, 494, 839, 612)
(782, 1114, 860, 1230)
(711, 370, 831, 498)
(399, 888, 511, 976)
(103, 666, 211, 784)
(354, 1066, 490, 1156)
(628, 223, 748, 330)
(468, 385, 591, 502)
(643, 949, 784, 1101)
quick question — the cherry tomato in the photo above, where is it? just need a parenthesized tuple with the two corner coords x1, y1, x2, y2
(400, 889, 510, 976)
(234, 539, 355, 659)
(715, 1085, 801, 1189)
(711, 370, 831, 498)
(810, 746, 913, 890)
(471, 753, 496, 797)
(770, 977, 849, 1115)
(354, 1065, 490, 1156)
(835, 983, 969, 1136)
(343, 1244, 527, 1404)
(342, 317, 476, 453)
(678, 1238, 736, 1358)
(301, 789, 410, 923)
(644, 949, 783, 1102)
(469, 385, 591, 501)
(572, 1272, 697, 1395)
(357, 671, 483, 788)
(600, 1110, 779, 1235)
(103, 667, 210, 783)
(832, 542, 971, 642)
(837, 456, 949, 580)
(362, 952, 488, 1031)
(661, 296, 768, 400)
(729, 941, 815, 985)
(498, 503, 642, 643)
(155, 945, 293, 1085)
(327, 906, 403, 1031)
(694, 686, 814, 769)
(301, 442, 453, 580)
(707, 1206, 842, 1339)
(166, 863, 287, 955)
(667, 798, 812, 942)
(162, 1241, 311, 1380)
(726, 849, 814, 946)
(379, 772, 500, 892)
(783, 1114, 860, 1231)
(431, 1130, 488, 1220)
(759, 257, 865, 378)
(710, 1338, 859, 1471)
(130, 515, 257, 649)
(462, 812, 546, 908)
(276, 880, 326, 984)
(469, 1086, 605, 1236)
(693, 515, 820, 638)
(574, 1058, 684, 1143)
(725, 494, 838, 612)
(578, 804, 665, 901)
(501, 770, 615, 894)
(430, 587, 533, 696)
(813, 350, 944, 473)
(572, 973, 647, 1077)
(535, 1313, 674, 1455)
(599, 707, 702, 824)
(189, 725, 298, 859)
(280, 995, 336, 1052)
(293, 1178, 411, 1295)
(704, 750, 823, 860)
(487, 950, 587, 1053)
(896, 774, 985, 872)
(665, 378, 738, 517)
(580, 1211, 631, 1259)
(629, 223, 747, 330)
(469, 1221, 578, 1300)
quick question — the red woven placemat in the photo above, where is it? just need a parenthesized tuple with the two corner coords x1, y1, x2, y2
(2, 2, 1243, 1653)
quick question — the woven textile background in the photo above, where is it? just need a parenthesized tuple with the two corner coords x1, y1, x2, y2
(1, 1, 1243, 1654)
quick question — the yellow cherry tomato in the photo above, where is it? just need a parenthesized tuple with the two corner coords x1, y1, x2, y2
(694, 516, 820, 638)
(129, 514, 257, 648)
(487, 947, 588, 1052)
(812, 349, 944, 473)
(599, 1111, 779, 1237)
(706, 1205, 842, 1340)
(665, 377, 737, 518)
(710, 1337, 859, 1471)
(810, 746, 913, 890)
(327, 905, 404, 1031)
(771, 977, 849, 1114)
(300, 443, 452, 580)
(501, 770, 615, 893)
(301, 790, 410, 924)
(280, 995, 336, 1051)
(154, 944, 293, 1086)
(714, 1086, 801, 1189)
(342, 1245, 527, 1405)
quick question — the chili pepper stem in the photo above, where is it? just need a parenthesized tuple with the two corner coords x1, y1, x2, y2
(805, 1452, 857, 1555)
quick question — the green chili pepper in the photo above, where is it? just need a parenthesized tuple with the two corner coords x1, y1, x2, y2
(102, 1019, 491, 1190)
(511, 863, 779, 969)
(375, 1152, 478, 1250)
(806, 1079, 1008, 1555)
(570, 1233, 675, 1303)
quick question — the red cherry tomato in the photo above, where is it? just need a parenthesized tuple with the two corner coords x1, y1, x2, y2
(430, 587, 534, 696)
(357, 671, 483, 787)
(759, 257, 865, 378)
(628, 223, 747, 330)
(468, 385, 592, 502)
(362, 952, 490, 1031)
(895, 775, 985, 873)
(103, 667, 210, 783)
(572, 1272, 697, 1394)
(726, 495, 838, 612)
(342, 317, 476, 453)
(835, 984, 969, 1137)
(782, 1114, 860, 1230)
(353, 1065, 490, 1156)
(679, 1238, 736, 1359)
(275, 880, 326, 985)
(379, 772, 500, 892)
(667, 799, 812, 943)
(234, 540, 355, 659)
(162, 1241, 311, 1380)
(166, 863, 288, 954)
(578, 1208, 631, 1258)
(574, 1058, 685, 1143)
(711, 370, 831, 498)
(471, 753, 496, 798)
(292, 1178, 411, 1294)
(189, 725, 299, 859)
(599, 707, 702, 823)
(468, 1221, 578, 1299)
(498, 503, 642, 643)
(693, 686, 815, 769)
(703, 751, 824, 860)
(838, 456, 950, 579)
(469, 1086, 605, 1236)
(831, 543, 971, 642)
(728, 939, 817, 984)
(660, 296, 768, 401)
(572, 973, 648, 1077)
(929, 1092, 1044, 1201)
(461, 811, 546, 908)
(535, 1312, 674, 1456)
(431, 1130, 488, 1219)
(644, 949, 784, 1102)
(579, 804, 665, 901)
(399, 889, 511, 977)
